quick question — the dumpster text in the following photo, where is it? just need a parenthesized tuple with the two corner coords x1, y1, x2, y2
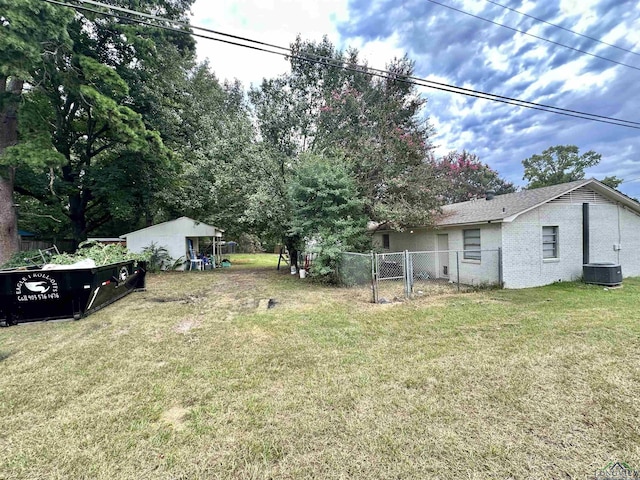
(15, 273, 60, 302)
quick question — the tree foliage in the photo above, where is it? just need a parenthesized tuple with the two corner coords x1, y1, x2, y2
(6, 0, 196, 246)
(600, 175, 623, 189)
(522, 145, 602, 189)
(0, 0, 73, 263)
(434, 150, 516, 203)
(288, 153, 368, 280)
(160, 66, 258, 240)
(246, 36, 442, 270)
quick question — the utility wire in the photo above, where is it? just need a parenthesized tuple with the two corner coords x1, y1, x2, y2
(425, 0, 640, 73)
(482, 0, 640, 58)
(43, 0, 640, 130)
(621, 176, 640, 184)
(71, 0, 291, 53)
(57, 0, 640, 128)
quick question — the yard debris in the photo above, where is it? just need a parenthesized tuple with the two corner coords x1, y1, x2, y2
(150, 292, 205, 304)
(257, 298, 277, 310)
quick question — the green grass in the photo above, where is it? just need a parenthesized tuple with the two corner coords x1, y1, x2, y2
(1, 254, 639, 479)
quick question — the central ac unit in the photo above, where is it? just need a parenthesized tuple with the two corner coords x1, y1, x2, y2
(583, 263, 622, 286)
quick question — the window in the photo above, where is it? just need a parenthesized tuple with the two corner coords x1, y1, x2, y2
(463, 229, 481, 260)
(382, 234, 390, 250)
(542, 226, 559, 259)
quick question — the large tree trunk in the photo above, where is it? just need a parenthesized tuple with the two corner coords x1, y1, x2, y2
(68, 190, 87, 248)
(0, 169, 19, 264)
(285, 236, 299, 271)
(0, 77, 22, 265)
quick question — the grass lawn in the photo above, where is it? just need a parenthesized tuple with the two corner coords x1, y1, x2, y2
(1, 253, 639, 479)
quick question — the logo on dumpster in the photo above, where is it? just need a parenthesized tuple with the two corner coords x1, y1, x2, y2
(15, 273, 60, 302)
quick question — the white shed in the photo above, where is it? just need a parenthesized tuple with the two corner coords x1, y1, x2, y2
(121, 217, 224, 270)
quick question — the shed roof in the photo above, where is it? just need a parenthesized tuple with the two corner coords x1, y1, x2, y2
(120, 216, 224, 238)
(436, 178, 640, 227)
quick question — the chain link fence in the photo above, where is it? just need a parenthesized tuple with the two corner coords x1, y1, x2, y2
(338, 249, 503, 303)
(409, 249, 502, 298)
(338, 252, 374, 287)
(375, 252, 408, 301)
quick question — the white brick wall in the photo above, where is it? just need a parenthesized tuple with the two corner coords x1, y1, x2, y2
(372, 228, 436, 252)
(618, 207, 640, 277)
(376, 224, 502, 286)
(502, 204, 583, 288)
(502, 202, 640, 288)
(372, 200, 640, 289)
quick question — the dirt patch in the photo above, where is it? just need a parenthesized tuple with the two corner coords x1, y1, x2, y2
(174, 317, 201, 334)
(160, 406, 189, 431)
(149, 292, 207, 304)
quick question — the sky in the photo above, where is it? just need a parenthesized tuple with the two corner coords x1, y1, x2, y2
(190, 0, 640, 199)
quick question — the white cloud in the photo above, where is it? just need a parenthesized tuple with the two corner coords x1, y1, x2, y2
(187, 0, 640, 199)
(190, 0, 349, 86)
(347, 32, 407, 69)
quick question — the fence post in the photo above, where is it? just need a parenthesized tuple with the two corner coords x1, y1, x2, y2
(498, 247, 503, 288)
(409, 252, 414, 296)
(370, 251, 378, 304)
(404, 250, 411, 299)
(456, 251, 460, 292)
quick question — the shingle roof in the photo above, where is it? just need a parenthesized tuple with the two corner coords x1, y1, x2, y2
(436, 178, 600, 226)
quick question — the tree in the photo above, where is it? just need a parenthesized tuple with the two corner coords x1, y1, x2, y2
(288, 153, 368, 280)
(522, 145, 601, 189)
(600, 175, 623, 189)
(247, 35, 442, 258)
(289, 38, 441, 228)
(9, 0, 196, 246)
(159, 65, 259, 241)
(0, 0, 72, 263)
(434, 150, 515, 203)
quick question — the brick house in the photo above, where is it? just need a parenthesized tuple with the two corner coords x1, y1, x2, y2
(372, 179, 640, 288)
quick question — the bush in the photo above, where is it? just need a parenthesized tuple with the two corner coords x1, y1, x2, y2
(140, 242, 178, 272)
(238, 233, 265, 254)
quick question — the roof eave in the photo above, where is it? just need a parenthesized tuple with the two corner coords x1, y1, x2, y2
(588, 181, 640, 214)
(501, 179, 592, 222)
(435, 219, 505, 228)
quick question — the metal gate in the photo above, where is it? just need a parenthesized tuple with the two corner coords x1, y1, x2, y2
(373, 251, 409, 302)
(372, 249, 502, 303)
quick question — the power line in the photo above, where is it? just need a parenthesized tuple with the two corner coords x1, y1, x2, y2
(621, 176, 640, 184)
(482, 0, 640, 58)
(60, 0, 640, 128)
(71, 0, 291, 53)
(425, 0, 640, 73)
(42, 0, 640, 130)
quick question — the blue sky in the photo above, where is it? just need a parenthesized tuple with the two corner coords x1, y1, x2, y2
(191, 0, 640, 198)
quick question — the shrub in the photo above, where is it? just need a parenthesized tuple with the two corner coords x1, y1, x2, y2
(140, 242, 176, 272)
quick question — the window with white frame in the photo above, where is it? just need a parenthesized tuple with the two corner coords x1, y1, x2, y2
(542, 226, 559, 259)
(382, 234, 390, 250)
(463, 229, 481, 260)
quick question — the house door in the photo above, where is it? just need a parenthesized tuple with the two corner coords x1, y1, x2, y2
(437, 234, 449, 279)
